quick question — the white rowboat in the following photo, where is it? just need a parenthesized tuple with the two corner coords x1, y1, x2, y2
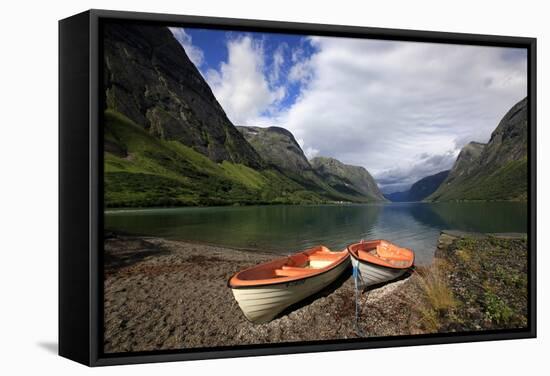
(348, 240, 414, 287)
(229, 246, 350, 324)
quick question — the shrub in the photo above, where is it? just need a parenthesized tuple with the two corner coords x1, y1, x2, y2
(484, 289, 514, 325)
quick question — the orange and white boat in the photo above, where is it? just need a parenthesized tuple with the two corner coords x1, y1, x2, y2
(347, 240, 414, 287)
(228, 246, 350, 323)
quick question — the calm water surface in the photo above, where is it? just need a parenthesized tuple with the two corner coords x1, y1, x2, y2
(105, 202, 527, 265)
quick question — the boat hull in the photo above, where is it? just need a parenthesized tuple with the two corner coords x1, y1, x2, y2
(351, 257, 407, 287)
(231, 258, 350, 323)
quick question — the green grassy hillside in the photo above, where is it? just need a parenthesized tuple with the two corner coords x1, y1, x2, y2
(427, 158, 527, 202)
(103, 110, 326, 208)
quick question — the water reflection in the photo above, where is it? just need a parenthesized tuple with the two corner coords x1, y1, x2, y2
(105, 202, 527, 265)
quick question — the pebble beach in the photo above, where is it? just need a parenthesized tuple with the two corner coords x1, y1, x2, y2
(103, 235, 417, 353)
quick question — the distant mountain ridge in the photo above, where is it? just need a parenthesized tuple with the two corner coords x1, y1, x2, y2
(384, 191, 410, 202)
(409, 170, 451, 201)
(238, 126, 386, 203)
(384, 170, 450, 202)
(428, 98, 528, 201)
(310, 157, 386, 202)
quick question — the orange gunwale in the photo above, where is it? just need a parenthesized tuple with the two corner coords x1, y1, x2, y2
(347, 240, 414, 269)
(228, 246, 350, 288)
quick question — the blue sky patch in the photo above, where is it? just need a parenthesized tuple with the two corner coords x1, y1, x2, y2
(182, 27, 316, 113)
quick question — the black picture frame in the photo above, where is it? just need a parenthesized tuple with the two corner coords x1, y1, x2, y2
(59, 8, 537, 367)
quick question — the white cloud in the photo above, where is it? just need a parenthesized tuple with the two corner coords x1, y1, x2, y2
(269, 43, 286, 83)
(204, 36, 286, 126)
(291, 46, 306, 63)
(304, 147, 320, 159)
(274, 37, 527, 189)
(169, 28, 204, 67)
(376, 149, 459, 193)
(297, 138, 319, 159)
(288, 59, 314, 85)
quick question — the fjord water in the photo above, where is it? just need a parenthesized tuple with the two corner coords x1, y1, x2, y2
(105, 202, 527, 265)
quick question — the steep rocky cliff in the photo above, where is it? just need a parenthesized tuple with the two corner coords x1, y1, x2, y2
(103, 23, 262, 167)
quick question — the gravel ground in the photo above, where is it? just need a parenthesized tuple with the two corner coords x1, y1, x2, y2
(103, 236, 416, 353)
(103, 231, 528, 353)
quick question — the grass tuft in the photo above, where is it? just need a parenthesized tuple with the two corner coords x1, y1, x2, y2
(413, 261, 457, 331)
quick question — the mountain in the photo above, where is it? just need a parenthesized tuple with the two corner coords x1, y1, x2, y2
(237, 126, 310, 175)
(310, 157, 386, 202)
(427, 98, 528, 201)
(383, 170, 450, 202)
(408, 170, 450, 201)
(238, 126, 386, 202)
(384, 191, 410, 202)
(440, 141, 486, 187)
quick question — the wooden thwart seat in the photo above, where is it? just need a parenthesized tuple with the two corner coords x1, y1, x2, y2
(282, 265, 307, 270)
(275, 266, 315, 277)
(376, 244, 411, 261)
(309, 253, 342, 261)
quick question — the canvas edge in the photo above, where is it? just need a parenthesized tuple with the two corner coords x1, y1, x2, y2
(59, 10, 93, 366)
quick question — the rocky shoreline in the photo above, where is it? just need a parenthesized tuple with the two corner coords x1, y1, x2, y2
(103, 231, 528, 353)
(429, 230, 528, 332)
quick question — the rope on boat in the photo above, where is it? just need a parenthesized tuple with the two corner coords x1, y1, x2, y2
(352, 258, 366, 337)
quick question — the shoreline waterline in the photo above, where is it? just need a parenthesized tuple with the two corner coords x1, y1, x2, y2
(104, 201, 527, 265)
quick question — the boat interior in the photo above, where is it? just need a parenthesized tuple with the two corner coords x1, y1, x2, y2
(350, 240, 414, 269)
(275, 249, 345, 277)
(230, 246, 349, 286)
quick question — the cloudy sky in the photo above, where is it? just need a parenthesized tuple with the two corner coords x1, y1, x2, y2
(170, 27, 527, 193)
